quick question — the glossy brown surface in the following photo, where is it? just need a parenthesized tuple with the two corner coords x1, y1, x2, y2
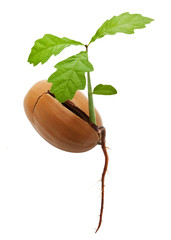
(24, 80, 103, 152)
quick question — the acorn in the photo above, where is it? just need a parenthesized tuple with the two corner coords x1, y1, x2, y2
(24, 80, 108, 233)
(24, 80, 103, 152)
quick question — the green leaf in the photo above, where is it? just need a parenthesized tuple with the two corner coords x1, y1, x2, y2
(89, 12, 154, 44)
(28, 34, 84, 66)
(93, 84, 117, 95)
(48, 51, 94, 103)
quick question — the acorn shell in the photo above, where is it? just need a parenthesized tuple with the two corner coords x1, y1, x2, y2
(24, 80, 102, 153)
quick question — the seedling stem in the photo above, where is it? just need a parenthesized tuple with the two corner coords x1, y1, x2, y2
(86, 45, 96, 124)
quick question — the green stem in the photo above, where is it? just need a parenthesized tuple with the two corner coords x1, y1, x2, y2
(85, 45, 96, 124)
(87, 71, 96, 124)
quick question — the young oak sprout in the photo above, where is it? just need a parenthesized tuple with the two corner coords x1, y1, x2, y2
(25, 12, 153, 232)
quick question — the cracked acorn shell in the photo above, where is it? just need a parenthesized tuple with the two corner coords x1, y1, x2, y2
(24, 80, 103, 153)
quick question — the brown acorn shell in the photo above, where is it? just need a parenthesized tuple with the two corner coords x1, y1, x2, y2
(24, 80, 102, 153)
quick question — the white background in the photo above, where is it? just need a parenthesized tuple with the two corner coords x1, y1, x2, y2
(0, 0, 171, 239)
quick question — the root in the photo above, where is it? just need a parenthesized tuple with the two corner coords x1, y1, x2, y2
(95, 127, 109, 233)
